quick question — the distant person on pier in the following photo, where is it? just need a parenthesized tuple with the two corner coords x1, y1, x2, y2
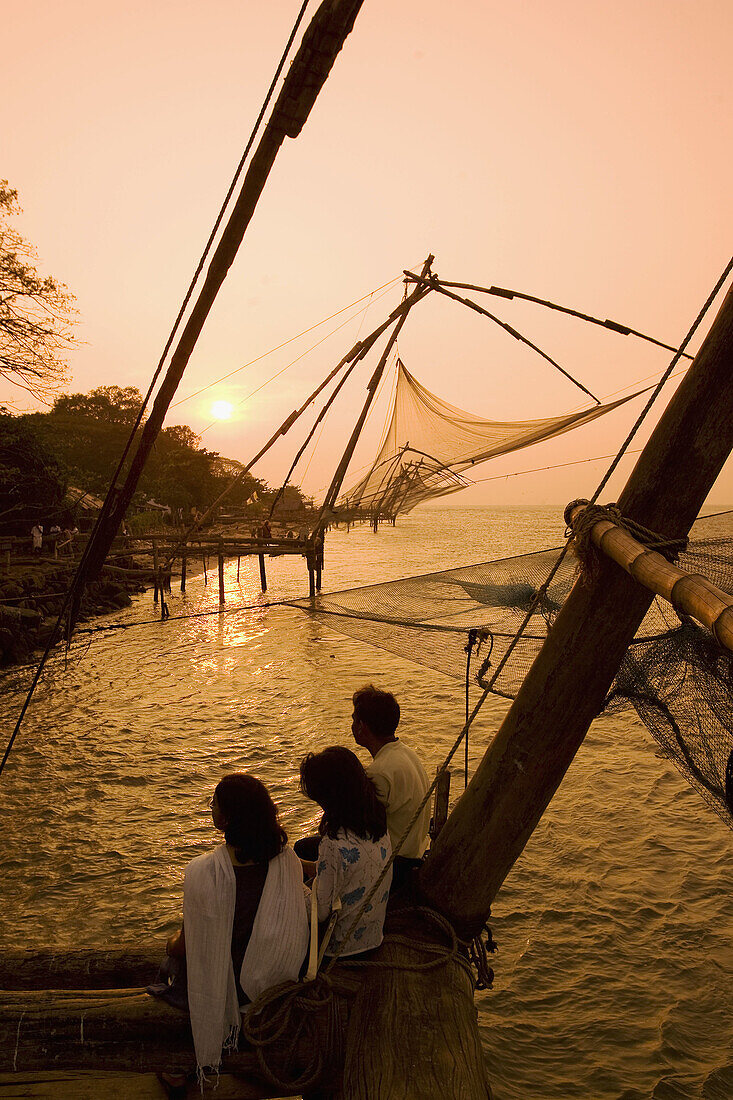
(352, 684, 431, 893)
(151, 773, 308, 1082)
(299, 747, 392, 959)
(261, 519, 272, 541)
(30, 523, 43, 555)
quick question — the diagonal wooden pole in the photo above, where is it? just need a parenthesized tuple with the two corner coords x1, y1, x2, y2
(69, 0, 365, 620)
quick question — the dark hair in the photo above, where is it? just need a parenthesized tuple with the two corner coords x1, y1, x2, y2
(352, 684, 400, 740)
(300, 747, 387, 842)
(214, 773, 287, 863)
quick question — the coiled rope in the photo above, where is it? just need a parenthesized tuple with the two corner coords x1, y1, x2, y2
(240, 907, 480, 1092)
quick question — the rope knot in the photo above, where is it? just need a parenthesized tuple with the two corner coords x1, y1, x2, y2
(565, 498, 688, 581)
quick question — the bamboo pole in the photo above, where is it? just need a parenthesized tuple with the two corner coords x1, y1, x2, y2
(419, 282, 733, 937)
(258, 553, 267, 593)
(308, 549, 316, 601)
(567, 503, 733, 653)
(180, 549, 187, 593)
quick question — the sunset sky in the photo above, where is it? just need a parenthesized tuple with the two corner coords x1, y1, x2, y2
(3, 0, 732, 507)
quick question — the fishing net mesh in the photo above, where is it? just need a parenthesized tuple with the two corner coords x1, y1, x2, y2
(338, 360, 643, 518)
(291, 512, 733, 829)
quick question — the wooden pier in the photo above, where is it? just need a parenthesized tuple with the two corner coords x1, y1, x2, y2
(0, 527, 325, 611)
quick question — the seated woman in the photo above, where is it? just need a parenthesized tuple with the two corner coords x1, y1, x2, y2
(162, 773, 309, 1080)
(299, 747, 392, 959)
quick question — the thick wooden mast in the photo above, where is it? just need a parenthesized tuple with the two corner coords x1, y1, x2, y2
(72, 0, 365, 603)
(419, 283, 733, 936)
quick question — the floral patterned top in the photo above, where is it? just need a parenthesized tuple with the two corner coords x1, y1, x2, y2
(315, 827, 392, 956)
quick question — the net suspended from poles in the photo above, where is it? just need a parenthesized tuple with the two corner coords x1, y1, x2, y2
(337, 360, 646, 520)
(288, 510, 733, 830)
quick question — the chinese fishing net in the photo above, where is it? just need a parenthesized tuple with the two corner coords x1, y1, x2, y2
(289, 510, 733, 829)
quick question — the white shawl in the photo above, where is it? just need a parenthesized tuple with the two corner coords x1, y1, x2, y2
(183, 844, 309, 1074)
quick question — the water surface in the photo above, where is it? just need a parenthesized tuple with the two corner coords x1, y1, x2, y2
(1, 506, 731, 1099)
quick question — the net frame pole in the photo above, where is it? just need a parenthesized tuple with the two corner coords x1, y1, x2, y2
(404, 270, 600, 404)
(425, 277, 695, 360)
(312, 255, 435, 535)
(420, 282, 733, 938)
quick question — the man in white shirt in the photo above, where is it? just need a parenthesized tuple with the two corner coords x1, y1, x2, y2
(352, 684, 431, 892)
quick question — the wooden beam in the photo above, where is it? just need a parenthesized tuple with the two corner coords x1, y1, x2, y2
(419, 283, 733, 937)
(342, 927, 491, 1099)
(0, 1071, 289, 1099)
(0, 947, 161, 991)
(567, 502, 733, 653)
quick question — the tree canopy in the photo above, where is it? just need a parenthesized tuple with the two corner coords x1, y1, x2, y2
(0, 413, 67, 532)
(0, 182, 77, 400)
(1, 385, 313, 532)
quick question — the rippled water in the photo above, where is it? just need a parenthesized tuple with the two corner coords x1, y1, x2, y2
(1, 506, 731, 1099)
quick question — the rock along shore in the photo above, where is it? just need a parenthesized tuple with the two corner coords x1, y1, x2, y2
(0, 558, 147, 667)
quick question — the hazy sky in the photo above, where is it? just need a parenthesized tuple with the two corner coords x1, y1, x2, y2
(3, 0, 732, 507)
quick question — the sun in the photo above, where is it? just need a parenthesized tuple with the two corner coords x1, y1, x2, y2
(210, 400, 234, 421)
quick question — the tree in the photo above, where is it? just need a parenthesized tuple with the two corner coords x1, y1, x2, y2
(0, 182, 76, 400)
(52, 385, 142, 425)
(0, 414, 67, 534)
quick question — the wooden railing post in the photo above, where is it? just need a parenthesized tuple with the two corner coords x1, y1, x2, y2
(218, 539, 225, 604)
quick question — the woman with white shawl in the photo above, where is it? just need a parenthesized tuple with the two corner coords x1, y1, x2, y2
(163, 773, 309, 1086)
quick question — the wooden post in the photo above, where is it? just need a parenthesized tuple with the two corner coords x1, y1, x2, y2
(237, 555, 241, 582)
(218, 539, 225, 604)
(180, 548, 187, 593)
(342, 927, 491, 1099)
(429, 767, 451, 842)
(315, 538, 323, 591)
(419, 284, 733, 937)
(258, 553, 267, 593)
(151, 539, 159, 604)
(203, 552, 208, 585)
(308, 550, 316, 601)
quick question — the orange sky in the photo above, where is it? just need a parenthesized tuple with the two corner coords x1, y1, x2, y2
(3, 0, 732, 507)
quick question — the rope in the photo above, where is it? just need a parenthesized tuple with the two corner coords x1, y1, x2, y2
(170, 275, 402, 410)
(240, 973, 339, 1092)
(238, 906, 470, 1092)
(464, 629, 480, 787)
